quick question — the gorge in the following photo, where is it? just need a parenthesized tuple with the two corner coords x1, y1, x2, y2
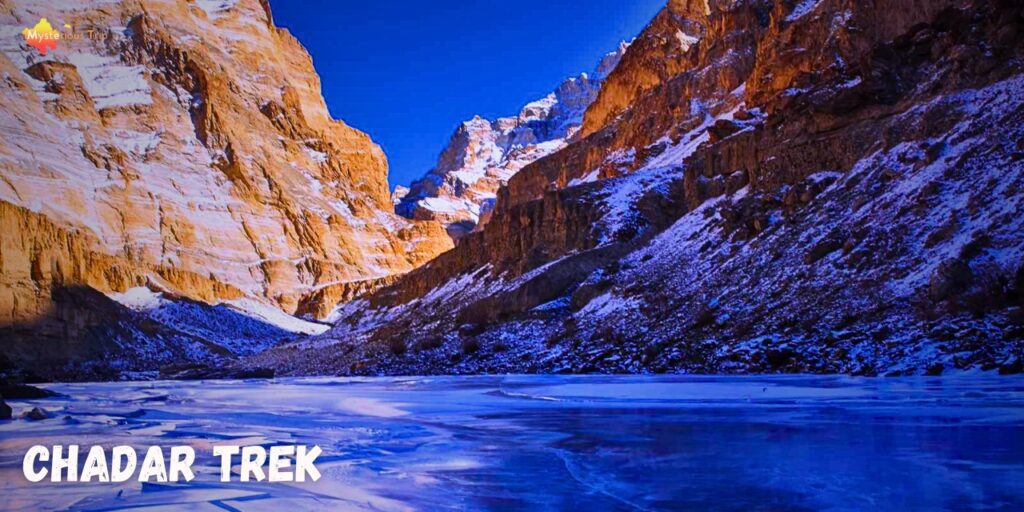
(0, 0, 1022, 381)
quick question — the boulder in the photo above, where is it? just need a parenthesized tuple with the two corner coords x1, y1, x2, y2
(25, 407, 50, 421)
(999, 358, 1023, 375)
(0, 384, 59, 399)
(928, 259, 973, 301)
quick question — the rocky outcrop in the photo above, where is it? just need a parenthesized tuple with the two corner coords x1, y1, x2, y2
(0, 383, 58, 399)
(0, 0, 451, 375)
(293, 274, 400, 321)
(395, 44, 627, 240)
(579, 0, 711, 139)
(24, 407, 49, 421)
(250, 0, 1024, 377)
(498, 0, 767, 210)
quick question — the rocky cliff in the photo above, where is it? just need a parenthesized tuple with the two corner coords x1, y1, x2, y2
(0, 0, 451, 378)
(252, 0, 1024, 377)
(395, 44, 627, 240)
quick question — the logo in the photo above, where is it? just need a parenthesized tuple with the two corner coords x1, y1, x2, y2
(22, 18, 60, 55)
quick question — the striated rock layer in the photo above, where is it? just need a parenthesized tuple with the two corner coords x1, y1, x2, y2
(0, 0, 451, 377)
(251, 0, 1024, 377)
(395, 44, 627, 240)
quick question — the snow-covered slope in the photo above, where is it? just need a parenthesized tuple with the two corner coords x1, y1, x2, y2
(395, 43, 628, 239)
(250, 0, 1024, 378)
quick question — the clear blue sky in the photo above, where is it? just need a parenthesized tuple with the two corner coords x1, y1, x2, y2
(272, 0, 665, 190)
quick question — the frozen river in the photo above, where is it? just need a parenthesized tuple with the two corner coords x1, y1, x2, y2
(1, 375, 1023, 511)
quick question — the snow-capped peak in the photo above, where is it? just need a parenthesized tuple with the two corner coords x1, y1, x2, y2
(395, 42, 631, 239)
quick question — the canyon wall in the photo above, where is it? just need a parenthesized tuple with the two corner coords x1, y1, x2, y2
(0, 0, 451, 376)
(253, 0, 1024, 377)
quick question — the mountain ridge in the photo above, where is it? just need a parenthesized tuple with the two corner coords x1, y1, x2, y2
(394, 43, 628, 240)
(248, 0, 1024, 377)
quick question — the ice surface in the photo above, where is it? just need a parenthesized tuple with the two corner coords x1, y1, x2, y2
(1, 375, 1022, 511)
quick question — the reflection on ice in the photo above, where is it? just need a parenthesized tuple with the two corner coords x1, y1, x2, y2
(1, 375, 1023, 511)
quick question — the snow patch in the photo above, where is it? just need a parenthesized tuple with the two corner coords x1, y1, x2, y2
(109, 287, 164, 311)
(195, 0, 238, 19)
(786, 0, 825, 22)
(110, 130, 161, 158)
(568, 169, 601, 187)
(420, 196, 481, 220)
(67, 53, 152, 110)
(304, 146, 328, 165)
(224, 298, 330, 335)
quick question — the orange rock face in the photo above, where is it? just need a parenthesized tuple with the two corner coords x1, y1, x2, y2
(0, 0, 452, 334)
(579, 0, 708, 139)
